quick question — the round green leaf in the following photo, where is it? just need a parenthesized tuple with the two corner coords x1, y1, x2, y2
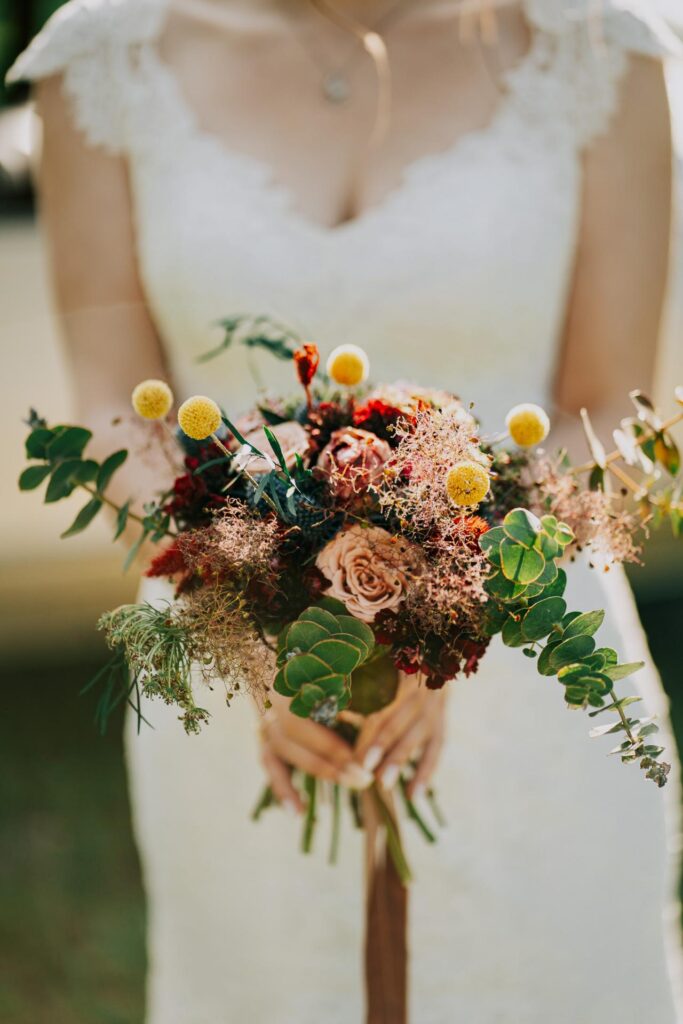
(501, 616, 526, 647)
(336, 616, 375, 651)
(286, 620, 331, 652)
(502, 508, 542, 548)
(537, 640, 561, 676)
(521, 597, 567, 641)
(284, 653, 331, 691)
(298, 607, 340, 633)
(500, 538, 545, 584)
(479, 526, 506, 558)
(548, 635, 596, 671)
(309, 639, 363, 675)
(485, 570, 528, 602)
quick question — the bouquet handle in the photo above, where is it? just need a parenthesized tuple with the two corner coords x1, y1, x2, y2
(363, 784, 409, 1024)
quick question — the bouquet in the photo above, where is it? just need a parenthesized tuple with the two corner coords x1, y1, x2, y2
(20, 315, 683, 878)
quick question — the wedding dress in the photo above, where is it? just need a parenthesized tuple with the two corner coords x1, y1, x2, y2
(10, 1, 683, 1020)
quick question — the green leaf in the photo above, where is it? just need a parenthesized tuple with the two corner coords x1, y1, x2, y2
(502, 508, 542, 548)
(501, 616, 526, 647)
(336, 616, 375, 651)
(537, 531, 560, 560)
(286, 620, 332, 652)
(44, 459, 84, 503)
(548, 635, 596, 671)
(262, 426, 290, 475)
(273, 667, 296, 697)
(562, 609, 605, 640)
(298, 607, 340, 633)
(479, 527, 506, 560)
(522, 597, 567, 641)
(298, 683, 327, 707)
(96, 449, 128, 492)
(309, 639, 363, 675)
(537, 641, 561, 676)
(123, 531, 147, 572)
(533, 558, 559, 589)
(25, 428, 55, 459)
(284, 653, 333, 691)
(18, 464, 51, 490)
(481, 602, 508, 637)
(603, 661, 645, 682)
(540, 567, 567, 599)
(500, 538, 545, 584)
(113, 501, 130, 541)
(47, 426, 92, 460)
(484, 571, 528, 602)
(60, 497, 103, 538)
(589, 466, 605, 492)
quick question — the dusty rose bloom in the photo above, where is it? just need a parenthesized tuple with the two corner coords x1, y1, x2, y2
(317, 427, 392, 500)
(240, 420, 309, 476)
(316, 524, 418, 623)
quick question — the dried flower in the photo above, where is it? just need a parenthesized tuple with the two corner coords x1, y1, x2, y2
(445, 461, 490, 507)
(293, 343, 320, 388)
(178, 396, 222, 440)
(326, 344, 370, 387)
(131, 379, 174, 420)
(316, 427, 392, 500)
(506, 403, 550, 447)
(316, 524, 419, 623)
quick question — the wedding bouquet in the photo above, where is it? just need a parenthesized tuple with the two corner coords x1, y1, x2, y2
(20, 315, 683, 872)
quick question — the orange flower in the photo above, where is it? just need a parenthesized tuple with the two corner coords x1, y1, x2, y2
(293, 343, 320, 388)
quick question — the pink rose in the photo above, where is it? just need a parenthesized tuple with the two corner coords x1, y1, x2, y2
(316, 524, 416, 623)
(317, 427, 391, 501)
(239, 420, 309, 476)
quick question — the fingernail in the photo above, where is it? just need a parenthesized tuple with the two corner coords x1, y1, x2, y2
(412, 783, 425, 802)
(363, 746, 383, 772)
(380, 764, 400, 790)
(283, 799, 299, 816)
(340, 765, 374, 790)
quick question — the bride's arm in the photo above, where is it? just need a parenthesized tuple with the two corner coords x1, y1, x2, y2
(36, 75, 172, 520)
(553, 55, 673, 455)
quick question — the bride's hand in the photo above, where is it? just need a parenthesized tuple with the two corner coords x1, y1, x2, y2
(259, 692, 373, 814)
(354, 674, 446, 799)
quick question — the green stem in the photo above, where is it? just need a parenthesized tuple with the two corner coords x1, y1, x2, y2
(329, 784, 341, 865)
(398, 776, 437, 844)
(371, 784, 413, 885)
(302, 773, 318, 854)
(80, 483, 177, 538)
(252, 785, 275, 822)
(426, 787, 446, 829)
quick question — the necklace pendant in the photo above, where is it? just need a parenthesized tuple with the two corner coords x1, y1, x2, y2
(323, 72, 351, 105)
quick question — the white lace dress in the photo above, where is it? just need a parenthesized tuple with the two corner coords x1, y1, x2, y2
(10, 2, 683, 1021)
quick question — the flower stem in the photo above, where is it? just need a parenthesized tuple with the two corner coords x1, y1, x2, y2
(570, 410, 683, 476)
(302, 773, 318, 854)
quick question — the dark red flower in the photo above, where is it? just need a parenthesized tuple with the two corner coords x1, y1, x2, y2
(352, 399, 408, 445)
(145, 541, 188, 579)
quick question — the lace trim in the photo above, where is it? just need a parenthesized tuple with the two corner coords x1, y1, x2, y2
(6, 0, 679, 158)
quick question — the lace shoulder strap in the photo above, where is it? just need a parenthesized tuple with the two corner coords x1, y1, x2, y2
(522, 0, 683, 147)
(6, 0, 167, 153)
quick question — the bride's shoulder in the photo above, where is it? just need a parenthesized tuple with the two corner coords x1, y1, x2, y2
(524, 0, 682, 58)
(6, 0, 166, 85)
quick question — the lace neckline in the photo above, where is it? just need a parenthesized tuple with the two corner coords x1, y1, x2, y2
(141, 3, 550, 237)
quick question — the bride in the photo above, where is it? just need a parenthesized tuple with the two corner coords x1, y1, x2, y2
(10, 0, 683, 1020)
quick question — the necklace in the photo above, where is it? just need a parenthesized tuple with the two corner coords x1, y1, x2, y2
(304, 0, 414, 105)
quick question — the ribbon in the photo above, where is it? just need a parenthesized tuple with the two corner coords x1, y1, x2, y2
(362, 787, 409, 1024)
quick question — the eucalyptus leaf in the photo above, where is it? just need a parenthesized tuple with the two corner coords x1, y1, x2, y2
(548, 635, 596, 671)
(502, 508, 542, 548)
(522, 597, 567, 641)
(113, 501, 130, 541)
(47, 426, 92, 460)
(60, 497, 103, 538)
(562, 609, 605, 640)
(96, 449, 128, 492)
(19, 464, 51, 490)
(500, 538, 545, 584)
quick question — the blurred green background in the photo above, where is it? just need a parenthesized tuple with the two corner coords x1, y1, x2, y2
(1, 4, 683, 1023)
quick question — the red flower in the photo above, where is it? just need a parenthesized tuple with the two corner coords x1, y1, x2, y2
(352, 399, 407, 444)
(294, 343, 320, 388)
(145, 541, 188, 579)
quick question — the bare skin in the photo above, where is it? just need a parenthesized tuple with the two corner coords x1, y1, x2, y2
(35, 0, 672, 809)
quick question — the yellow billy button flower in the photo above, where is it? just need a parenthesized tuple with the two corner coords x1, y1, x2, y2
(505, 403, 550, 448)
(131, 379, 174, 420)
(177, 396, 222, 441)
(445, 461, 490, 507)
(326, 344, 370, 387)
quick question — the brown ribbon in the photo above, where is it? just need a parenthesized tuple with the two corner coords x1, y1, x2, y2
(362, 789, 409, 1024)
